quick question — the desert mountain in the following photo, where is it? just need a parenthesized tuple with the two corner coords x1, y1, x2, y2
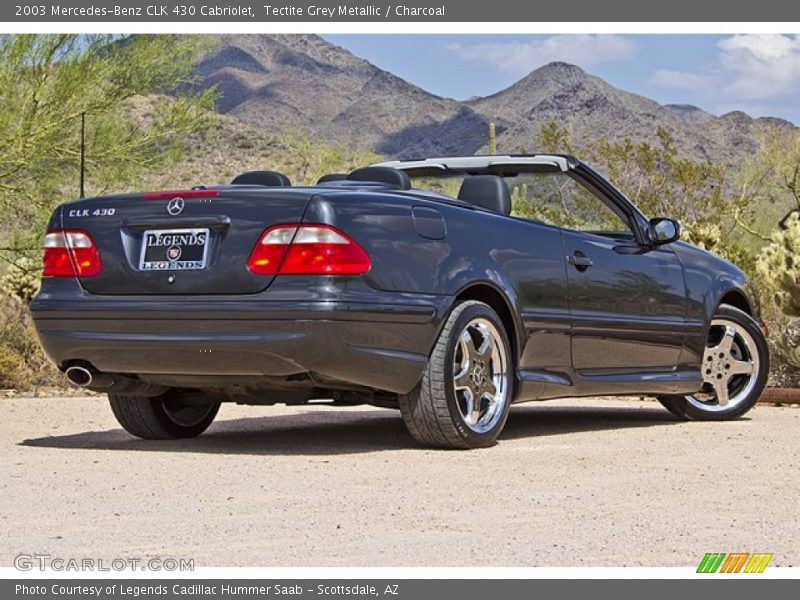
(191, 34, 794, 163)
(467, 61, 792, 162)
(192, 34, 488, 158)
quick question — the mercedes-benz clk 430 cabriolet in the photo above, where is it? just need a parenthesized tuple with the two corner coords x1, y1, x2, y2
(31, 155, 769, 449)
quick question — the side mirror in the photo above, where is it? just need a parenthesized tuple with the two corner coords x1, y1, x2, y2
(648, 217, 680, 245)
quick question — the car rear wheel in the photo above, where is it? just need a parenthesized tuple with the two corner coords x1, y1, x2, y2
(109, 391, 220, 439)
(399, 300, 513, 449)
(658, 305, 769, 420)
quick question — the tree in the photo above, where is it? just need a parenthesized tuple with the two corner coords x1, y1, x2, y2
(0, 34, 216, 275)
(746, 126, 800, 229)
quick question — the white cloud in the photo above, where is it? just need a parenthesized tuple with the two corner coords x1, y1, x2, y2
(648, 34, 800, 120)
(716, 34, 800, 101)
(447, 35, 636, 76)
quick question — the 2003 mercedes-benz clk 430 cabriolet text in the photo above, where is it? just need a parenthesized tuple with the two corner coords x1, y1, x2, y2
(31, 155, 770, 448)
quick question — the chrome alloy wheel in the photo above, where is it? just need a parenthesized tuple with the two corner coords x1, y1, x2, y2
(452, 317, 510, 433)
(689, 317, 760, 412)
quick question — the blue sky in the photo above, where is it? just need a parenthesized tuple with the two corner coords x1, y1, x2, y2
(324, 34, 800, 123)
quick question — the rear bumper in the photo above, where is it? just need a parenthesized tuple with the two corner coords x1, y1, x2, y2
(31, 289, 448, 395)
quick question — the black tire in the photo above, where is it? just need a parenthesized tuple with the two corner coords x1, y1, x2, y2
(109, 391, 220, 439)
(399, 300, 514, 449)
(658, 304, 769, 421)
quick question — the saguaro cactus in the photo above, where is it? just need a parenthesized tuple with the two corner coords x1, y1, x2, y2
(489, 122, 496, 155)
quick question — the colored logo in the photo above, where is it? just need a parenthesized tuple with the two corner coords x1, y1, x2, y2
(697, 552, 773, 573)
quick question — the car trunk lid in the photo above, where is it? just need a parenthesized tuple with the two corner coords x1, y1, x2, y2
(60, 187, 313, 295)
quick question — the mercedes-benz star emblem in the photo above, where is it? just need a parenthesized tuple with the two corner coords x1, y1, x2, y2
(167, 197, 184, 216)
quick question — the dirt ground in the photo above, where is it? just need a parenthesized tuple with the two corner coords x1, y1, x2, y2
(1, 395, 798, 567)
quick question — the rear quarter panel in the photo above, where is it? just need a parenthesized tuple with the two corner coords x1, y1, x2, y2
(304, 191, 562, 291)
(303, 191, 570, 370)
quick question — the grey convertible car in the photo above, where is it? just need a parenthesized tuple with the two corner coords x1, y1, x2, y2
(31, 155, 769, 449)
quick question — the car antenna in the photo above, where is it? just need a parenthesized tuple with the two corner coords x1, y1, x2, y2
(79, 112, 86, 198)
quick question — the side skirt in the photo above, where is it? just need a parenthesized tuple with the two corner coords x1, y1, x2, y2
(514, 367, 703, 402)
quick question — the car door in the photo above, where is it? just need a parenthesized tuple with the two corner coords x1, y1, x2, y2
(550, 169, 687, 375)
(507, 167, 687, 379)
(562, 228, 687, 373)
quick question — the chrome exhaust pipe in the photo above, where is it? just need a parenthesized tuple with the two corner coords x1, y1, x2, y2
(63, 364, 166, 396)
(65, 365, 93, 387)
(64, 365, 114, 389)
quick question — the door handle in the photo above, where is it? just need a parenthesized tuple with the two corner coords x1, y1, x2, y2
(567, 253, 593, 271)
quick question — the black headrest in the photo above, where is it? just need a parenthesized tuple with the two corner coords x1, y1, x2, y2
(231, 170, 291, 187)
(317, 173, 348, 184)
(458, 175, 512, 215)
(347, 167, 411, 190)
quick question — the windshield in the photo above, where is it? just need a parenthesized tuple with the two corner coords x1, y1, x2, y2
(412, 171, 630, 234)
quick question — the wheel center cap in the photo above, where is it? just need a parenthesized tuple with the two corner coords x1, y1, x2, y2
(706, 351, 730, 381)
(470, 360, 486, 387)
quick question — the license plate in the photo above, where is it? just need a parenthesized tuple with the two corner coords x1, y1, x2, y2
(138, 228, 210, 271)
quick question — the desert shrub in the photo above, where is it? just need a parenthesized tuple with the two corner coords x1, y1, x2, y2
(0, 343, 28, 389)
(272, 129, 381, 185)
(0, 297, 60, 389)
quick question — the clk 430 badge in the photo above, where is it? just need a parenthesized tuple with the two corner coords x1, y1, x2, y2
(67, 208, 116, 218)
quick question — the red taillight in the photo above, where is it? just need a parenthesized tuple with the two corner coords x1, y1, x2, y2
(143, 190, 219, 199)
(247, 224, 371, 276)
(42, 229, 102, 277)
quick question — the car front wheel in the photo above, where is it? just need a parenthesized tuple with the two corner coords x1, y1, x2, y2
(658, 304, 769, 420)
(399, 300, 514, 449)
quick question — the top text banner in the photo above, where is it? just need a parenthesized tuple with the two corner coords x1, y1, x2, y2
(3, 0, 798, 22)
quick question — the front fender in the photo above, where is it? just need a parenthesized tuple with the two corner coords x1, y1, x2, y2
(707, 275, 759, 323)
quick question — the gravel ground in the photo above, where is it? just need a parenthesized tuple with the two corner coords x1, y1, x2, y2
(1, 395, 798, 567)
